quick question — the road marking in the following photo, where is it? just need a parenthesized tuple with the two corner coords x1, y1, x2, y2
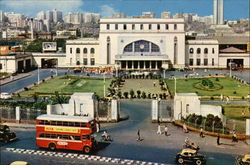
(5, 148, 172, 165)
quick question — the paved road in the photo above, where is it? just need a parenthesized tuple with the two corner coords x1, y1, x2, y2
(0, 101, 248, 165)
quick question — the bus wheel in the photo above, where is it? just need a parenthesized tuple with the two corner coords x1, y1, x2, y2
(83, 146, 91, 154)
(48, 143, 56, 151)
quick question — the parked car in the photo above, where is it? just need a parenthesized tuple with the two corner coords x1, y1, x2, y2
(176, 148, 206, 165)
(9, 161, 29, 165)
(0, 92, 12, 99)
(236, 154, 250, 165)
(0, 125, 17, 143)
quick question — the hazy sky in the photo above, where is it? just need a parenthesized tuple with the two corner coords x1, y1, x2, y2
(0, 0, 249, 20)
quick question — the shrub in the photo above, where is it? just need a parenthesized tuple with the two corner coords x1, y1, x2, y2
(233, 91, 237, 94)
(242, 96, 245, 100)
(24, 87, 29, 91)
(215, 77, 219, 81)
(141, 92, 146, 99)
(123, 92, 128, 98)
(163, 93, 167, 99)
(117, 92, 122, 99)
(210, 96, 214, 100)
(136, 90, 141, 98)
(147, 93, 151, 99)
(129, 89, 135, 98)
(159, 94, 163, 99)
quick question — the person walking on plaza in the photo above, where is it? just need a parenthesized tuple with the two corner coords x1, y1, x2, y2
(217, 134, 220, 145)
(137, 129, 142, 141)
(232, 131, 238, 142)
(200, 128, 204, 138)
(183, 123, 188, 133)
(96, 122, 100, 133)
(157, 124, 162, 135)
(164, 125, 168, 136)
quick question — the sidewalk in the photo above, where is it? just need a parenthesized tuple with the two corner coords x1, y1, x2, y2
(0, 73, 31, 86)
(4, 122, 35, 129)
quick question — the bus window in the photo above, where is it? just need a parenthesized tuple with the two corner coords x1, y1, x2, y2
(63, 122, 69, 126)
(39, 120, 44, 125)
(51, 121, 56, 125)
(44, 120, 50, 125)
(57, 135, 62, 139)
(57, 121, 62, 126)
(75, 136, 80, 140)
(51, 134, 57, 139)
(62, 135, 69, 140)
(69, 122, 74, 126)
(80, 123, 86, 127)
(75, 122, 80, 127)
(82, 135, 90, 140)
(70, 136, 74, 140)
(39, 133, 45, 137)
(45, 134, 51, 138)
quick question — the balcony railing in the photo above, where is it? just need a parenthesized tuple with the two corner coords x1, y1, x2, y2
(115, 54, 169, 60)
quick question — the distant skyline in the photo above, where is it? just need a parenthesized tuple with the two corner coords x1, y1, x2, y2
(0, 0, 249, 20)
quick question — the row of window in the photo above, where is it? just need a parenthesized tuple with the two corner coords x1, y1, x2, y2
(70, 48, 95, 54)
(76, 58, 95, 66)
(38, 120, 88, 127)
(106, 23, 178, 31)
(189, 58, 215, 66)
(189, 48, 215, 54)
(38, 133, 90, 140)
(124, 40, 160, 53)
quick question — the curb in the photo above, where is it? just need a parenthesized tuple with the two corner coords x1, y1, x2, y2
(0, 74, 31, 86)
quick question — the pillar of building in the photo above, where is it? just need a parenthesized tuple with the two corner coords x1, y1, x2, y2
(149, 61, 152, 70)
(15, 106, 20, 121)
(132, 61, 134, 70)
(156, 61, 158, 69)
(126, 61, 128, 70)
(152, 100, 159, 122)
(144, 61, 146, 70)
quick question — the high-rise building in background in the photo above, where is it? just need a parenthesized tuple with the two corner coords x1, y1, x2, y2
(213, 0, 224, 25)
(161, 11, 171, 19)
(0, 10, 6, 22)
(52, 9, 63, 23)
(112, 13, 127, 18)
(36, 9, 62, 23)
(141, 12, 155, 18)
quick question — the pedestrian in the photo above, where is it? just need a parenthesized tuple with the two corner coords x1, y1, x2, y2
(164, 125, 168, 136)
(137, 129, 141, 141)
(153, 81, 156, 87)
(157, 124, 162, 135)
(217, 134, 220, 145)
(183, 123, 188, 133)
(96, 122, 100, 133)
(232, 131, 238, 142)
(199, 128, 204, 138)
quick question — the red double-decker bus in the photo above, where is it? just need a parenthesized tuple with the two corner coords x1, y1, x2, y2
(36, 114, 97, 153)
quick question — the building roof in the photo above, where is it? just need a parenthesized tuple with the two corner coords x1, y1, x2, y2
(216, 36, 250, 44)
(220, 46, 245, 53)
(100, 18, 184, 23)
(187, 40, 218, 45)
(66, 38, 99, 44)
(71, 92, 95, 97)
(36, 114, 94, 122)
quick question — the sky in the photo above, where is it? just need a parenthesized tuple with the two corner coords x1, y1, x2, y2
(0, 0, 249, 20)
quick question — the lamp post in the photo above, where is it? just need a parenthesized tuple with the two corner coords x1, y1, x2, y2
(163, 69, 166, 79)
(174, 77, 177, 95)
(103, 73, 106, 97)
(229, 60, 232, 77)
(37, 66, 40, 84)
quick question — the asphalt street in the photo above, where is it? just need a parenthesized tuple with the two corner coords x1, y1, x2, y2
(1, 100, 248, 165)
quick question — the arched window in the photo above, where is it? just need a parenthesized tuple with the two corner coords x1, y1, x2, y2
(124, 43, 133, 52)
(165, 24, 169, 30)
(197, 48, 201, 54)
(189, 48, 194, 54)
(76, 61, 80, 65)
(204, 48, 208, 54)
(83, 48, 87, 54)
(157, 24, 160, 30)
(134, 40, 149, 52)
(140, 24, 143, 30)
(174, 24, 177, 30)
(149, 24, 152, 30)
(123, 24, 127, 30)
(76, 48, 80, 54)
(106, 24, 110, 30)
(151, 43, 160, 52)
(90, 48, 95, 54)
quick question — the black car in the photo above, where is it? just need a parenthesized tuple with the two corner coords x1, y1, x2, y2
(176, 149, 206, 165)
(0, 125, 17, 143)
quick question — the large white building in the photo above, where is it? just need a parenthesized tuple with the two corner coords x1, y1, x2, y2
(1, 17, 250, 73)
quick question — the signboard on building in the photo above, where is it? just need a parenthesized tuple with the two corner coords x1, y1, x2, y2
(42, 42, 57, 52)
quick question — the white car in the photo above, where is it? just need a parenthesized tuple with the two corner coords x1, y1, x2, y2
(0, 92, 12, 99)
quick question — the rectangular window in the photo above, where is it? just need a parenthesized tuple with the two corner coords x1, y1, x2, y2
(57, 121, 62, 126)
(212, 48, 215, 54)
(106, 24, 110, 30)
(140, 24, 143, 30)
(204, 59, 208, 66)
(189, 59, 193, 66)
(39, 120, 44, 125)
(80, 122, 87, 127)
(51, 134, 57, 139)
(149, 24, 152, 30)
(174, 24, 177, 30)
(0, 63, 2, 70)
(132, 24, 135, 30)
(69, 122, 74, 127)
(44, 120, 50, 125)
(197, 59, 201, 66)
(70, 48, 72, 54)
(212, 58, 214, 66)
(63, 121, 69, 126)
(45, 134, 51, 138)
(83, 58, 88, 65)
(115, 24, 118, 30)
(75, 122, 80, 127)
(165, 24, 169, 30)
(123, 24, 127, 30)
(91, 58, 95, 65)
(51, 121, 56, 125)
(75, 136, 80, 140)
(62, 135, 69, 140)
(157, 24, 160, 30)
(39, 133, 45, 137)
(82, 135, 90, 140)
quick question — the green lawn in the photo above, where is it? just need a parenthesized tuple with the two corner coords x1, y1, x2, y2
(165, 77, 249, 97)
(19, 76, 113, 98)
(222, 105, 250, 134)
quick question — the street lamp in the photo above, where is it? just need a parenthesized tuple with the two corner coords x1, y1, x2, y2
(229, 60, 232, 77)
(103, 72, 106, 97)
(163, 69, 166, 79)
(174, 77, 177, 95)
(37, 66, 40, 84)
